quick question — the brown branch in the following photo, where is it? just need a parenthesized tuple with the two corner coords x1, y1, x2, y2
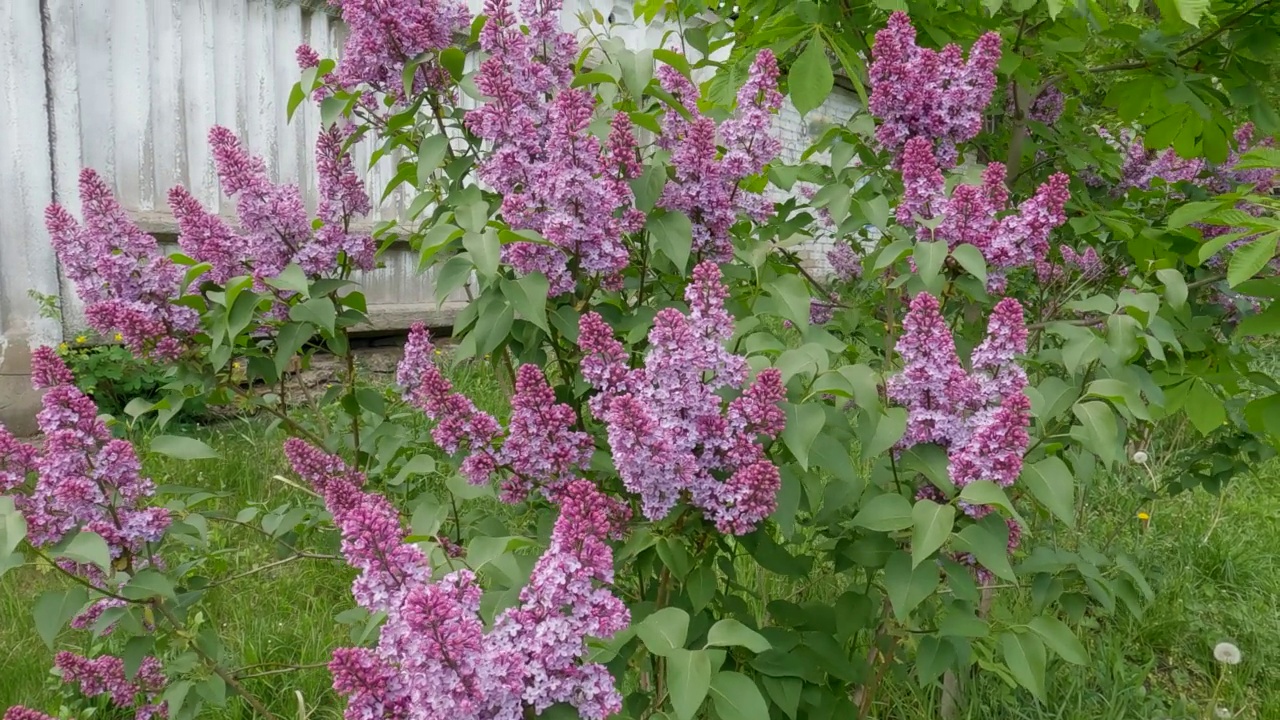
(153, 602, 281, 720)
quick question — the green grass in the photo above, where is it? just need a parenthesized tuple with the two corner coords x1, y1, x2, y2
(4, 356, 1280, 719)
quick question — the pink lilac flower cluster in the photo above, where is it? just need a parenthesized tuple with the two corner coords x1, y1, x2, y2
(396, 325, 593, 501)
(53, 652, 167, 720)
(45, 170, 199, 361)
(4, 709, 60, 720)
(890, 293, 1030, 497)
(465, 0, 644, 295)
(577, 261, 787, 533)
(1033, 244, 1109, 284)
(285, 441, 628, 720)
(1, 348, 170, 629)
(656, 51, 785, 262)
(896, 136, 1070, 287)
(869, 12, 1002, 165)
(328, 0, 469, 97)
(396, 323, 502, 487)
(171, 126, 375, 286)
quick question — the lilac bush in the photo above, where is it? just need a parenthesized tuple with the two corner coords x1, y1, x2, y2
(3, 2, 1279, 719)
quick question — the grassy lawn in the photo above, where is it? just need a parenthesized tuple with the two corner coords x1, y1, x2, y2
(2, 360, 1277, 719)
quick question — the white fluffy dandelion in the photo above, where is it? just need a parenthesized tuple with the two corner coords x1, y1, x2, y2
(1214, 707, 1232, 719)
(1132, 450, 1149, 464)
(1214, 642, 1242, 665)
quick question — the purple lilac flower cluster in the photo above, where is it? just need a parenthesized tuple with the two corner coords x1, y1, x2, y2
(1, 349, 170, 629)
(656, 51, 785, 262)
(171, 126, 375, 286)
(45, 170, 199, 361)
(577, 261, 787, 533)
(396, 325, 594, 501)
(897, 136, 1070, 289)
(869, 12, 1002, 165)
(396, 323, 503, 487)
(285, 441, 628, 720)
(328, 0, 469, 97)
(890, 293, 1030, 531)
(465, 0, 644, 295)
(1006, 85, 1064, 125)
(827, 242, 864, 282)
(53, 652, 168, 720)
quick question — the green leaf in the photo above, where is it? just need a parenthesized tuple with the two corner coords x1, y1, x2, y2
(1020, 457, 1075, 527)
(1186, 379, 1225, 435)
(440, 47, 466, 80)
(873, 239, 912, 271)
(1155, 268, 1187, 310)
(1228, 232, 1278, 287)
(780, 402, 825, 469)
(761, 676, 802, 720)
(464, 230, 501, 279)
(417, 134, 450, 188)
(57, 531, 112, 572)
(0, 498, 27, 558)
(275, 321, 313, 376)
(706, 619, 771, 653)
(620, 48, 654, 98)
(1027, 616, 1088, 665)
(687, 565, 716, 613)
(667, 649, 713, 720)
(885, 551, 940, 621)
(33, 587, 88, 649)
(1000, 631, 1047, 701)
(648, 210, 694, 270)
(506, 273, 550, 332)
(457, 201, 490, 234)
(914, 241, 948, 290)
(122, 569, 178, 602)
(1236, 303, 1280, 338)
(851, 493, 913, 532)
(957, 481, 1024, 526)
(319, 96, 346, 127)
(770, 274, 812, 331)
(790, 37, 834, 117)
(709, 671, 771, 720)
(1045, 0, 1065, 19)
(637, 607, 690, 656)
(862, 407, 908, 459)
(290, 297, 338, 335)
(392, 454, 437, 486)
(1167, 200, 1222, 229)
(1071, 401, 1121, 467)
(955, 521, 1016, 582)
(911, 500, 955, 568)
(1173, 0, 1210, 26)
(150, 435, 220, 461)
(268, 264, 310, 297)
(952, 244, 988, 285)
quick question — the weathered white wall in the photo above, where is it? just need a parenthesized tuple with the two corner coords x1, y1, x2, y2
(0, 1, 65, 435)
(0, 0, 858, 433)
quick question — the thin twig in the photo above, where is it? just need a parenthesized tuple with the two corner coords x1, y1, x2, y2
(153, 602, 281, 720)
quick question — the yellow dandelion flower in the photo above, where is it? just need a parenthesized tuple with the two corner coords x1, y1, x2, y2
(114, 332, 123, 342)
(58, 343, 69, 352)
(75, 335, 88, 344)
(1137, 511, 1150, 521)
(232, 361, 242, 370)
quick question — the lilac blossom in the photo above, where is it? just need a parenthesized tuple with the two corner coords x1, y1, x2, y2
(1027, 85, 1064, 124)
(493, 364, 595, 503)
(869, 12, 1002, 164)
(329, 0, 469, 97)
(656, 51, 784, 262)
(466, 0, 642, 294)
(54, 652, 167, 720)
(578, 262, 786, 533)
(396, 323, 502, 485)
(890, 294, 1030, 541)
(4, 350, 170, 629)
(287, 443, 628, 720)
(827, 241, 863, 281)
(896, 137, 1070, 277)
(46, 169, 198, 360)
(4, 709, 59, 720)
(173, 126, 372, 282)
